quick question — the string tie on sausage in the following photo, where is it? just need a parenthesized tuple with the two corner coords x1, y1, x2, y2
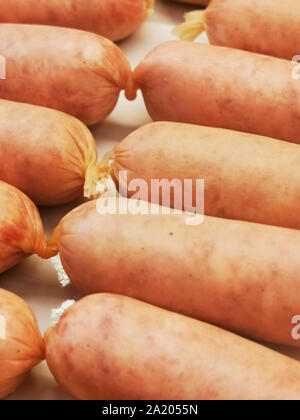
(35, 237, 59, 260)
(84, 152, 113, 200)
(173, 10, 206, 41)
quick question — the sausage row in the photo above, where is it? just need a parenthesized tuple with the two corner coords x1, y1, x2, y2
(0, 0, 154, 41)
(1, 0, 300, 401)
(2, 291, 300, 400)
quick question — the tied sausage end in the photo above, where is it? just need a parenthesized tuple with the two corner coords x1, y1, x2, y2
(35, 238, 59, 260)
(146, 0, 156, 17)
(173, 10, 206, 41)
(84, 155, 113, 200)
(124, 77, 139, 101)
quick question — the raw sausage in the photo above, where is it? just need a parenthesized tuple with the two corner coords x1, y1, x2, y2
(0, 0, 154, 42)
(52, 197, 300, 347)
(0, 100, 106, 206)
(0, 24, 133, 125)
(0, 289, 44, 399)
(174, 0, 300, 60)
(45, 294, 300, 400)
(109, 121, 300, 229)
(0, 181, 58, 274)
(133, 41, 300, 143)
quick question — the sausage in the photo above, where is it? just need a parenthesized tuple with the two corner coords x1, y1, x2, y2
(0, 181, 58, 274)
(174, 0, 300, 60)
(0, 100, 107, 206)
(108, 121, 300, 229)
(132, 41, 300, 143)
(0, 289, 44, 399)
(45, 294, 300, 400)
(52, 197, 300, 347)
(0, 0, 154, 42)
(0, 24, 133, 125)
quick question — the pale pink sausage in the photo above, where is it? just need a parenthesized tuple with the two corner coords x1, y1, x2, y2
(0, 181, 58, 274)
(111, 122, 300, 229)
(45, 294, 300, 400)
(0, 289, 44, 399)
(0, 100, 105, 205)
(53, 197, 300, 347)
(178, 0, 300, 60)
(0, 24, 133, 125)
(133, 41, 300, 143)
(0, 0, 154, 41)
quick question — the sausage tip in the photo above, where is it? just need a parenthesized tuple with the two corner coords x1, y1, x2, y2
(36, 239, 59, 260)
(125, 80, 139, 101)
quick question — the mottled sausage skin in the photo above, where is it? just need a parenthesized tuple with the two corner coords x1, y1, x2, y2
(53, 198, 300, 347)
(0, 181, 58, 273)
(204, 0, 300, 60)
(0, 0, 154, 42)
(0, 289, 44, 399)
(0, 24, 133, 125)
(45, 294, 300, 400)
(112, 122, 300, 229)
(0, 100, 102, 206)
(133, 42, 300, 143)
